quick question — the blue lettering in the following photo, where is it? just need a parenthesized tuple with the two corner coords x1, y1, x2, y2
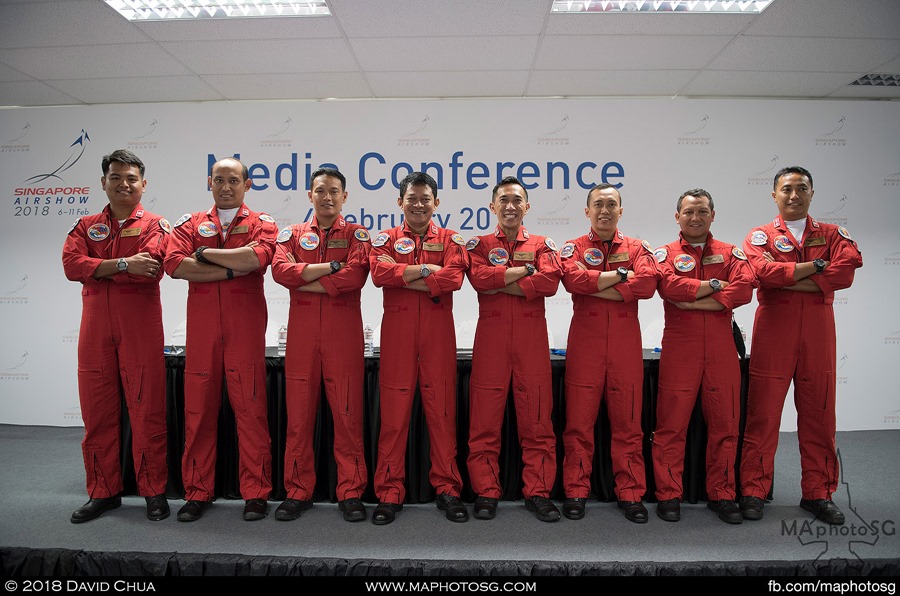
(449, 151, 464, 190)
(434, 213, 450, 228)
(467, 162, 489, 190)
(391, 162, 413, 189)
(516, 162, 540, 189)
(276, 154, 298, 191)
(601, 161, 625, 188)
(547, 162, 569, 189)
(496, 161, 515, 181)
(576, 162, 597, 189)
(359, 152, 386, 190)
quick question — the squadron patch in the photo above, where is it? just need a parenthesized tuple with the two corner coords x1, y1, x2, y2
(277, 228, 293, 243)
(465, 237, 480, 251)
(732, 247, 747, 261)
(372, 233, 389, 248)
(299, 232, 320, 250)
(641, 240, 653, 253)
(838, 226, 853, 241)
(488, 247, 509, 266)
(544, 238, 558, 252)
(394, 237, 415, 254)
(451, 234, 466, 246)
(174, 213, 191, 228)
(159, 218, 171, 234)
(674, 254, 696, 272)
(750, 230, 768, 246)
(773, 235, 794, 253)
(583, 248, 604, 266)
(354, 228, 371, 242)
(654, 247, 668, 263)
(259, 214, 275, 223)
(87, 223, 110, 241)
(560, 243, 576, 259)
(197, 222, 218, 238)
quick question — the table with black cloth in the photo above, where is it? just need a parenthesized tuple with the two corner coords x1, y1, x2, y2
(121, 349, 751, 504)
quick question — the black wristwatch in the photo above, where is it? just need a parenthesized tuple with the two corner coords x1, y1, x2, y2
(420, 264, 431, 278)
(709, 278, 722, 293)
(813, 258, 826, 274)
(116, 258, 128, 272)
(524, 263, 536, 276)
(330, 260, 342, 274)
(616, 267, 629, 283)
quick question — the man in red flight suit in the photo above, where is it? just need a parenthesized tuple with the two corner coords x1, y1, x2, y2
(739, 166, 862, 525)
(651, 188, 755, 525)
(63, 149, 170, 524)
(164, 157, 277, 523)
(270, 167, 369, 523)
(559, 183, 658, 524)
(369, 172, 469, 525)
(466, 176, 563, 523)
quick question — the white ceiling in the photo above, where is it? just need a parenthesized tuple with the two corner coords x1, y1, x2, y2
(1, 0, 899, 107)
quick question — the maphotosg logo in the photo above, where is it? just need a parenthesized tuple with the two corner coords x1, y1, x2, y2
(259, 117, 293, 149)
(126, 118, 159, 151)
(62, 404, 82, 421)
(536, 115, 570, 146)
(536, 193, 572, 226)
(814, 116, 847, 147)
(2, 121, 31, 152)
(883, 328, 900, 345)
(398, 116, 431, 147)
(12, 129, 92, 218)
(747, 155, 779, 186)
(677, 114, 710, 145)
(0, 274, 28, 305)
(780, 450, 894, 566)
(0, 351, 29, 381)
(818, 194, 849, 227)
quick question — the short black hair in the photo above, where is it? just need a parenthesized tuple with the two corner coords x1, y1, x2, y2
(677, 188, 714, 211)
(586, 183, 621, 206)
(773, 166, 813, 190)
(310, 167, 346, 191)
(399, 171, 438, 199)
(492, 176, 528, 201)
(102, 149, 145, 177)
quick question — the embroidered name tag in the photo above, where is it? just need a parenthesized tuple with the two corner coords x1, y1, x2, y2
(702, 254, 725, 265)
(120, 227, 141, 237)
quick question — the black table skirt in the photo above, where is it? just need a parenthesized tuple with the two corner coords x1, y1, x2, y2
(120, 355, 751, 504)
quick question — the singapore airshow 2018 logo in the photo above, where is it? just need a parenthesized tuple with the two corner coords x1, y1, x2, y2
(818, 194, 849, 227)
(260, 117, 293, 149)
(884, 169, 900, 187)
(0, 350, 29, 382)
(747, 155, 779, 186)
(536, 115, 570, 146)
(12, 129, 92, 219)
(2, 121, 31, 153)
(0, 273, 28, 305)
(398, 116, 431, 147)
(677, 114, 710, 145)
(536, 192, 572, 227)
(127, 118, 159, 151)
(815, 115, 847, 147)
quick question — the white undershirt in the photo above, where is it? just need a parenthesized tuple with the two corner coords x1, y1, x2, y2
(785, 218, 807, 243)
(217, 207, 239, 238)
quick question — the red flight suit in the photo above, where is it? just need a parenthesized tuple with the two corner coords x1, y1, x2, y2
(466, 226, 562, 499)
(62, 204, 169, 499)
(560, 229, 658, 502)
(740, 216, 862, 501)
(163, 204, 277, 502)
(651, 233, 755, 501)
(271, 214, 370, 502)
(369, 221, 469, 504)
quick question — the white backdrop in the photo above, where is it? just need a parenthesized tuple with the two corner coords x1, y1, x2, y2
(1, 98, 897, 430)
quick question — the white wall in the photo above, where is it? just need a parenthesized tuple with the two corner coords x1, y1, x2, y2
(1, 98, 897, 430)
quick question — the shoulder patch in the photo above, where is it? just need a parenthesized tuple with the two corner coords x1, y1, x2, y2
(158, 218, 171, 234)
(174, 213, 191, 228)
(465, 237, 480, 251)
(641, 240, 653, 253)
(732, 247, 747, 261)
(749, 230, 768, 246)
(355, 228, 371, 242)
(451, 233, 466, 246)
(544, 237, 558, 252)
(838, 226, 852, 241)
(259, 214, 276, 224)
(372, 232, 389, 248)
(277, 227, 293, 243)
(560, 242, 575, 259)
(654, 247, 668, 263)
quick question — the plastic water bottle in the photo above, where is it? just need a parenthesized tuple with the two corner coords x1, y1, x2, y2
(277, 325, 287, 356)
(363, 324, 374, 357)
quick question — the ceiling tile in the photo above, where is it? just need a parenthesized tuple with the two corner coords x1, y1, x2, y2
(161, 38, 360, 74)
(49, 75, 224, 104)
(0, 79, 82, 106)
(203, 72, 373, 100)
(527, 69, 698, 97)
(367, 70, 529, 98)
(0, 44, 193, 79)
(350, 36, 539, 71)
(535, 35, 733, 70)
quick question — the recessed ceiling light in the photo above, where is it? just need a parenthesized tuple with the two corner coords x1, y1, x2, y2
(551, 1, 775, 14)
(104, 1, 331, 22)
(850, 74, 900, 87)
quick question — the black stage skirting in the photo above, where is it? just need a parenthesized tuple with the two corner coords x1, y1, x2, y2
(121, 352, 751, 504)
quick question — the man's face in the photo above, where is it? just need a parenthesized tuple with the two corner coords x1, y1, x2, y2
(309, 174, 347, 220)
(773, 172, 814, 221)
(398, 183, 438, 233)
(585, 187, 622, 238)
(490, 183, 529, 230)
(209, 160, 251, 209)
(676, 195, 715, 243)
(101, 161, 145, 213)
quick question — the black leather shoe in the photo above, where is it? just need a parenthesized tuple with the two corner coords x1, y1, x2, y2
(562, 497, 586, 520)
(739, 496, 765, 521)
(436, 494, 469, 522)
(275, 498, 312, 521)
(145, 494, 170, 521)
(800, 499, 845, 525)
(473, 496, 498, 520)
(372, 502, 402, 525)
(70, 496, 121, 524)
(656, 499, 681, 522)
(525, 496, 561, 522)
(707, 499, 743, 524)
(339, 498, 367, 522)
(617, 500, 648, 524)
(177, 500, 210, 522)
(243, 498, 268, 521)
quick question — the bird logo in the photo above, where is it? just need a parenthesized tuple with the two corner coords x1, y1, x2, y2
(7, 122, 30, 143)
(23, 129, 90, 184)
(681, 114, 709, 136)
(819, 116, 846, 137)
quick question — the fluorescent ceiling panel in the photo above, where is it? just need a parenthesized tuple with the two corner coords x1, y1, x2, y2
(104, 1, 331, 21)
(550, 1, 774, 14)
